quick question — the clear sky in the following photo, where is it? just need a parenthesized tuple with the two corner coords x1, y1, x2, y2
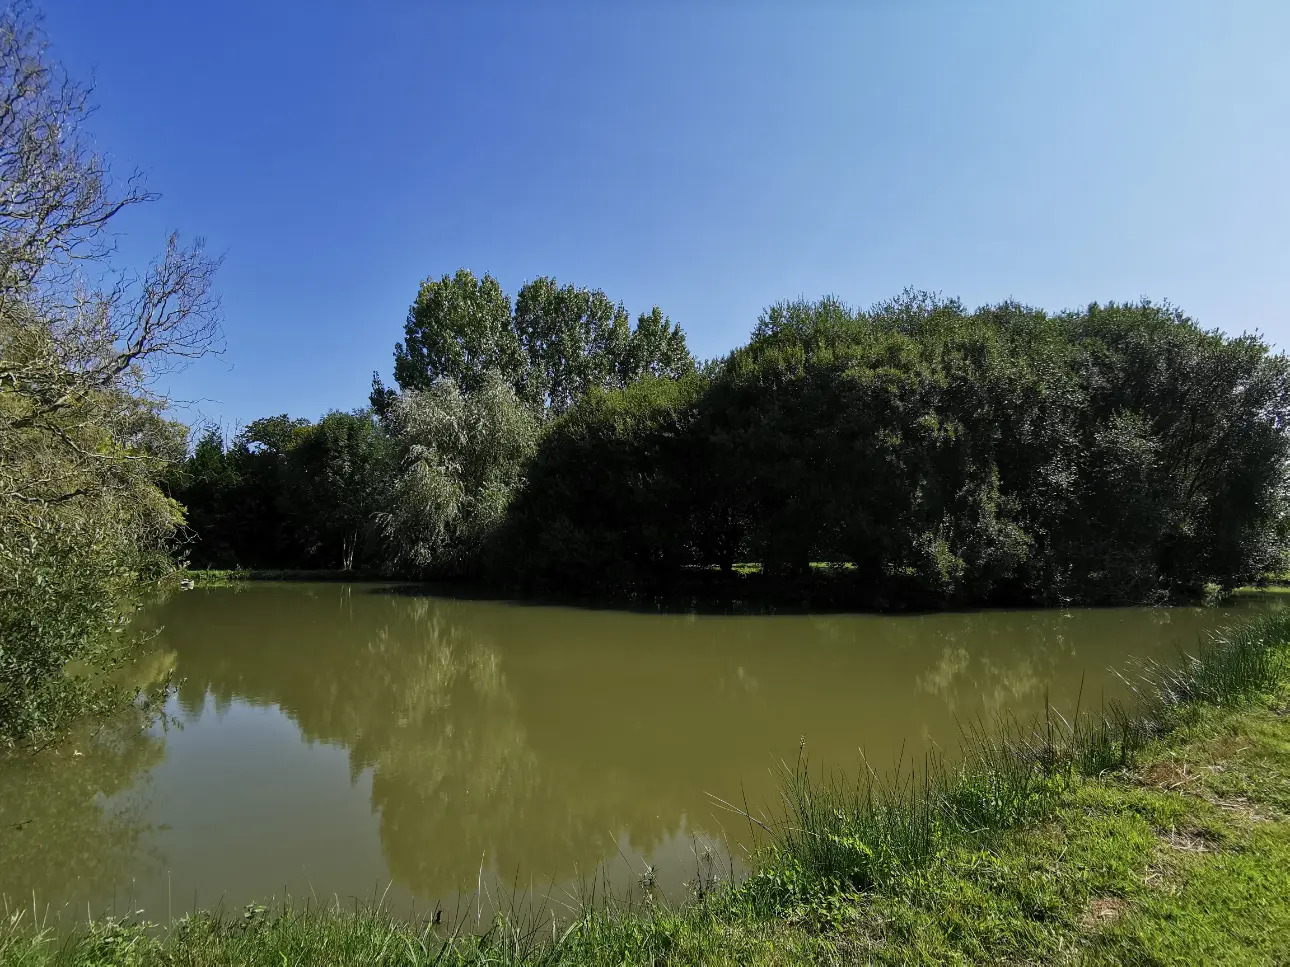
(41, 0, 1290, 432)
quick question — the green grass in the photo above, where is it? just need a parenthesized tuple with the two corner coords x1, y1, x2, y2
(823, 695, 1290, 964)
(6, 614, 1290, 965)
(1233, 584, 1290, 595)
(1232, 569, 1290, 594)
(0, 892, 830, 966)
(749, 611, 1288, 897)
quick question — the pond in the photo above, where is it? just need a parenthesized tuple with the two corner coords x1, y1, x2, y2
(1, 583, 1280, 926)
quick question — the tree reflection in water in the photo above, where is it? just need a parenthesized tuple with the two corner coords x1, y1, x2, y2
(0, 647, 173, 915)
(1, 584, 1278, 918)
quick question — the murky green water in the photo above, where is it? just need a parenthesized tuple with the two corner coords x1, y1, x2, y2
(1, 584, 1280, 923)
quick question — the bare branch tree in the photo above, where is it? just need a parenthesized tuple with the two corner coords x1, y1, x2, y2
(0, 1, 222, 507)
(0, 0, 224, 748)
(0, 3, 155, 302)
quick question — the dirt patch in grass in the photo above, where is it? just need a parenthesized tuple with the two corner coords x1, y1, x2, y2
(1211, 794, 1280, 823)
(1161, 826, 1219, 853)
(1137, 757, 1229, 794)
(1082, 897, 1128, 931)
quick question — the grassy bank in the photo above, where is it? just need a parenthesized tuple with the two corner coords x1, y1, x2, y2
(5, 615, 1290, 965)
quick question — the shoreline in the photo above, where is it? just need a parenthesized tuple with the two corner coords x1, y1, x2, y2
(5, 612, 1290, 964)
(176, 566, 1290, 616)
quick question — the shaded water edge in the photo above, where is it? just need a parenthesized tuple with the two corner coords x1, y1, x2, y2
(4, 608, 1289, 965)
(180, 566, 1281, 616)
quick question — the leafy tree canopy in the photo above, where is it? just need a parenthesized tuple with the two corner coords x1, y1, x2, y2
(377, 270, 694, 420)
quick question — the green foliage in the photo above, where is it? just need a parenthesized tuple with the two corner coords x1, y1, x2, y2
(391, 269, 523, 398)
(0, 354, 178, 752)
(381, 373, 539, 577)
(513, 279, 692, 416)
(168, 410, 393, 571)
(493, 375, 704, 593)
(189, 288, 1290, 613)
(0, 313, 183, 754)
(0, 502, 175, 749)
(385, 270, 695, 420)
(289, 412, 395, 570)
(495, 293, 1290, 607)
(199, 270, 696, 579)
(512, 276, 633, 416)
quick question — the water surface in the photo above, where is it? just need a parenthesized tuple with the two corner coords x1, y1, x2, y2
(1, 584, 1278, 923)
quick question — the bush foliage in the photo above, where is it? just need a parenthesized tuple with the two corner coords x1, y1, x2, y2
(494, 293, 1290, 606)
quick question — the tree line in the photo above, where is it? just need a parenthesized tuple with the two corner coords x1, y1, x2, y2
(5, 0, 1289, 753)
(169, 268, 695, 577)
(173, 286, 1290, 610)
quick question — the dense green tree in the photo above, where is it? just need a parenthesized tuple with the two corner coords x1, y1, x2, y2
(389, 269, 522, 398)
(512, 278, 693, 416)
(171, 411, 393, 572)
(187, 287, 1290, 611)
(494, 375, 705, 594)
(380, 270, 694, 421)
(286, 411, 394, 570)
(621, 306, 693, 383)
(227, 415, 311, 564)
(1044, 303, 1290, 601)
(512, 277, 631, 415)
(172, 428, 243, 567)
(491, 295, 1290, 608)
(170, 415, 308, 569)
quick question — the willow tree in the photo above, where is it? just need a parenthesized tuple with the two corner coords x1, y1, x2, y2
(380, 372, 538, 577)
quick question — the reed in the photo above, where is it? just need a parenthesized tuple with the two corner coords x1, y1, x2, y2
(753, 609, 1290, 901)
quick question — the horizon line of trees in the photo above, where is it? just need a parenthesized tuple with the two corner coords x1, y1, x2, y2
(171, 286, 1290, 611)
(170, 269, 699, 576)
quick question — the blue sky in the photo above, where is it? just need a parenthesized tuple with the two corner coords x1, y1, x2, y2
(42, 1, 1290, 432)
